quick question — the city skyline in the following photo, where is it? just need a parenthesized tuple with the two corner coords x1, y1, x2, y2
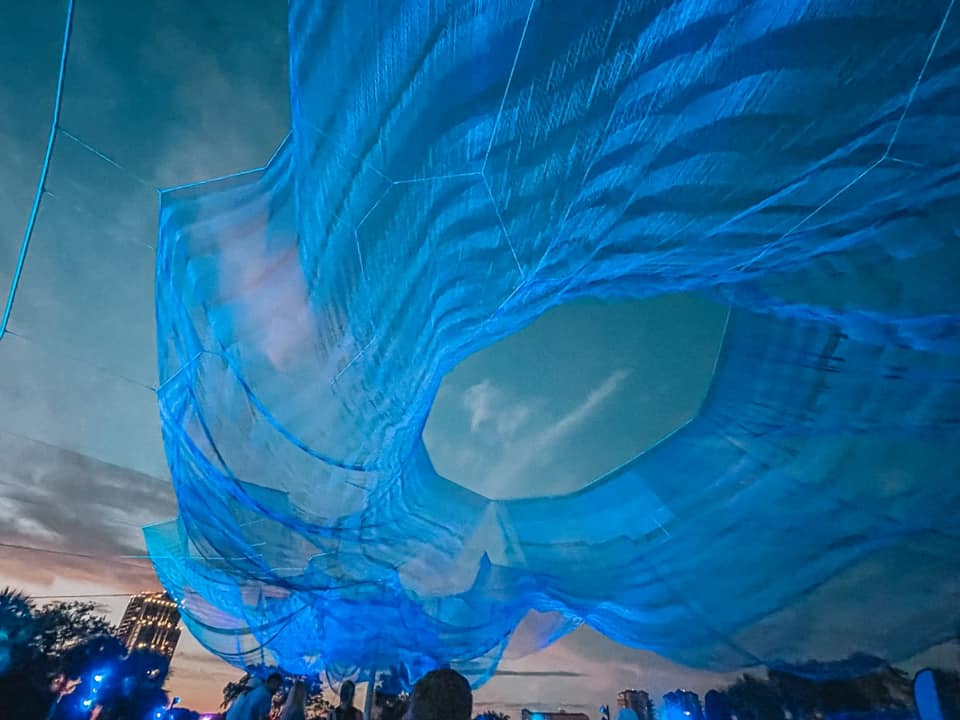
(2, 572, 956, 714)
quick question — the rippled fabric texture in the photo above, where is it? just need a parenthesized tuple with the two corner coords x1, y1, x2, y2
(148, 0, 960, 686)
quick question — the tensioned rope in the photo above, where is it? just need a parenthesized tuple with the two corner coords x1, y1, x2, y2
(0, 0, 76, 342)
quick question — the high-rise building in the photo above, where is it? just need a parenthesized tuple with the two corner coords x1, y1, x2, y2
(618, 690, 651, 720)
(116, 592, 182, 660)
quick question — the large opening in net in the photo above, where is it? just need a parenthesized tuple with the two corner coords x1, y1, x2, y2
(423, 293, 728, 500)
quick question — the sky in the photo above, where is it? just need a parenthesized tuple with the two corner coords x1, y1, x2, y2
(0, 0, 956, 715)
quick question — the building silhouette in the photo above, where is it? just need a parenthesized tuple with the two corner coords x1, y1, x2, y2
(662, 690, 703, 720)
(618, 690, 652, 720)
(116, 591, 182, 660)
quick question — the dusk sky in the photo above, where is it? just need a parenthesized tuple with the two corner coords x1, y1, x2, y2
(1, 0, 957, 714)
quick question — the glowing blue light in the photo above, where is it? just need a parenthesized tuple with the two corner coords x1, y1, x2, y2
(148, 0, 960, 688)
(81, 699, 93, 709)
(92, 673, 104, 683)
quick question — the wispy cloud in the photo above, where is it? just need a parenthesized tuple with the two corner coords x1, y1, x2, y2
(524, 369, 630, 453)
(0, 429, 174, 589)
(463, 380, 536, 438)
(494, 669, 586, 678)
(469, 369, 631, 496)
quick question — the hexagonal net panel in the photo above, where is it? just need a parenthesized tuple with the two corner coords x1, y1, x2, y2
(149, 0, 960, 689)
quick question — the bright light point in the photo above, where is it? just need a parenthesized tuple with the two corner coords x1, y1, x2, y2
(684, 712, 691, 716)
(82, 699, 93, 708)
(93, 674, 103, 683)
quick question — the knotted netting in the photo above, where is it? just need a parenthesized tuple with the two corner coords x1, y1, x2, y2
(147, 0, 960, 687)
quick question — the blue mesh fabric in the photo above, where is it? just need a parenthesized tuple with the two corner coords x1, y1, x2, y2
(148, 0, 960, 687)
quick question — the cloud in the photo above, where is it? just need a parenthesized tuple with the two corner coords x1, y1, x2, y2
(477, 369, 631, 496)
(0, 429, 242, 709)
(140, 14, 289, 188)
(463, 380, 536, 438)
(494, 670, 586, 678)
(527, 369, 630, 452)
(0, 429, 175, 590)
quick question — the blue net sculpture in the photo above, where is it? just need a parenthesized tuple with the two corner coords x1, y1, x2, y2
(148, 0, 960, 687)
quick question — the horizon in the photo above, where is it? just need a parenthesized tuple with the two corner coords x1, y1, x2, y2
(5, 549, 958, 713)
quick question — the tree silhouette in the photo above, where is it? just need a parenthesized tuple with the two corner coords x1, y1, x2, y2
(0, 588, 50, 718)
(36, 600, 114, 660)
(0, 588, 175, 719)
(720, 656, 927, 720)
(703, 690, 731, 720)
(474, 712, 510, 720)
(222, 673, 254, 709)
(59, 635, 171, 720)
(767, 669, 818, 720)
(725, 674, 786, 720)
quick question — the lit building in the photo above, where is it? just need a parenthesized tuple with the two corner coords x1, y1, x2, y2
(521, 711, 590, 720)
(116, 591, 182, 660)
(618, 690, 651, 720)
